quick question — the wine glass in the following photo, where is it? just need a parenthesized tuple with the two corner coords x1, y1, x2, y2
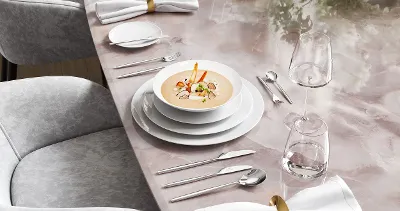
(282, 117, 329, 180)
(284, 31, 332, 134)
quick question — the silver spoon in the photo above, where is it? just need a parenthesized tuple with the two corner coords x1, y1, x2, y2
(170, 169, 267, 203)
(265, 71, 293, 104)
(114, 52, 181, 69)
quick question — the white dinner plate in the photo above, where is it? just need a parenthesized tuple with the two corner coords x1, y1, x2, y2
(131, 78, 264, 146)
(153, 92, 242, 125)
(142, 82, 253, 135)
(108, 22, 162, 48)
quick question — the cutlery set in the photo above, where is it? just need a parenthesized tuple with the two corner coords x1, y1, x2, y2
(115, 52, 181, 79)
(257, 71, 292, 104)
(155, 150, 267, 203)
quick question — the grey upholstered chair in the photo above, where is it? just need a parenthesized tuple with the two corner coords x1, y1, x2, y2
(0, 77, 159, 211)
(0, 0, 97, 81)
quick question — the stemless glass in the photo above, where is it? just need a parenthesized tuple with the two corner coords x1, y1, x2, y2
(282, 117, 329, 180)
(284, 32, 332, 134)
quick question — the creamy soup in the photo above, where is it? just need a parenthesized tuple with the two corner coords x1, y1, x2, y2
(161, 70, 233, 109)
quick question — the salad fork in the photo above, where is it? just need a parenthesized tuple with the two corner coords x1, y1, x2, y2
(257, 76, 284, 104)
(114, 52, 181, 69)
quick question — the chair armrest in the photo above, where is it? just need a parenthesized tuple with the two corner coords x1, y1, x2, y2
(0, 76, 123, 158)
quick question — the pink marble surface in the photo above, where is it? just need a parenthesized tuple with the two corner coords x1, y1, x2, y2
(84, 0, 400, 210)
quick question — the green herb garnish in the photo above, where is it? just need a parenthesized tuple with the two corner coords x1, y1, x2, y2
(202, 98, 206, 103)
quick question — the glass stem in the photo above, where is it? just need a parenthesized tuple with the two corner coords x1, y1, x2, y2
(302, 88, 309, 121)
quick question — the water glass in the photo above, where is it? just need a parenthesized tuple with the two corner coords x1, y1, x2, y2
(282, 117, 329, 180)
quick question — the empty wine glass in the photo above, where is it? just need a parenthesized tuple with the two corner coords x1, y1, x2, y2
(282, 117, 329, 180)
(284, 32, 332, 134)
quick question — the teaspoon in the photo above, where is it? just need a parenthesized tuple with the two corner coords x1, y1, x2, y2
(265, 71, 293, 104)
(170, 169, 267, 203)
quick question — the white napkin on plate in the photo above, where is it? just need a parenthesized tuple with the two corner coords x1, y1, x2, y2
(196, 176, 362, 211)
(96, 0, 199, 24)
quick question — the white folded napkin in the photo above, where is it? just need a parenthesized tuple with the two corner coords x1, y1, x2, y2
(196, 176, 362, 211)
(96, 0, 199, 24)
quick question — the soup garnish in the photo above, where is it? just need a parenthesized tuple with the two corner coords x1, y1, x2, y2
(161, 62, 233, 109)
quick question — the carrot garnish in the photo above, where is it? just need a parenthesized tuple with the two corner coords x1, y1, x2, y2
(197, 71, 208, 83)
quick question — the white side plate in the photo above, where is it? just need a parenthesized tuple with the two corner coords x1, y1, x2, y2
(108, 22, 162, 48)
(131, 78, 264, 146)
(142, 83, 253, 135)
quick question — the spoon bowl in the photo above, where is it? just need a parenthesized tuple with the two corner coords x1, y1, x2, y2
(265, 71, 278, 82)
(238, 169, 267, 186)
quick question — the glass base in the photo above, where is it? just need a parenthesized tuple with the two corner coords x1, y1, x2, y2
(284, 112, 326, 135)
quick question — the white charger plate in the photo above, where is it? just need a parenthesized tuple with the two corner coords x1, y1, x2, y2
(131, 78, 264, 146)
(142, 82, 253, 135)
(108, 22, 162, 48)
(153, 91, 242, 125)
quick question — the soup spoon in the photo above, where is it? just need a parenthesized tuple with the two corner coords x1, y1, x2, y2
(170, 169, 267, 203)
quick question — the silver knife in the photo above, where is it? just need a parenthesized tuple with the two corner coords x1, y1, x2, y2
(163, 165, 253, 188)
(156, 150, 256, 175)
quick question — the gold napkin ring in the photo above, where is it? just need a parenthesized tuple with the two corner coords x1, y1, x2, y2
(147, 0, 155, 12)
(269, 195, 289, 211)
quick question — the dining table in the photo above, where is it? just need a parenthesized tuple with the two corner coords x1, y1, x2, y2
(83, 0, 400, 210)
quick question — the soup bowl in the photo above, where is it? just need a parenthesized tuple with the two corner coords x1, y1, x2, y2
(153, 60, 243, 112)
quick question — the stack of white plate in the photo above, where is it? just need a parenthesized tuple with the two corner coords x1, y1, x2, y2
(131, 60, 265, 146)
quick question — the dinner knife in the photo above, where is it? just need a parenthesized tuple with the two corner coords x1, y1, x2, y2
(163, 165, 253, 188)
(156, 150, 256, 175)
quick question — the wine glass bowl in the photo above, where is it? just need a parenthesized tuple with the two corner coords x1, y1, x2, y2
(289, 32, 332, 88)
(289, 63, 328, 88)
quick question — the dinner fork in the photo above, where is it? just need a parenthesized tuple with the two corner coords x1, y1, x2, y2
(114, 52, 181, 69)
(257, 76, 284, 104)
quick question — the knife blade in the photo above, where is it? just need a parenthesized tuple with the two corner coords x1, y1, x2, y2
(163, 165, 253, 188)
(217, 165, 253, 175)
(156, 150, 256, 175)
(217, 150, 256, 160)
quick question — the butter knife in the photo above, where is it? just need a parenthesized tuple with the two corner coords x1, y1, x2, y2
(163, 165, 253, 188)
(156, 150, 256, 175)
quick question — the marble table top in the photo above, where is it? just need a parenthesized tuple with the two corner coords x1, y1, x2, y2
(83, 0, 400, 210)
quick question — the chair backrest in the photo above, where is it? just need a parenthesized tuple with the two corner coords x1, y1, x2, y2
(0, 0, 96, 65)
(0, 127, 19, 205)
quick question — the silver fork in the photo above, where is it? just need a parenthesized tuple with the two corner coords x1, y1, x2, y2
(256, 76, 284, 104)
(114, 52, 181, 69)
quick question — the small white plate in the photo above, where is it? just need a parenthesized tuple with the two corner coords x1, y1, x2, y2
(142, 83, 253, 135)
(153, 92, 242, 125)
(153, 60, 243, 112)
(131, 78, 264, 146)
(108, 22, 162, 48)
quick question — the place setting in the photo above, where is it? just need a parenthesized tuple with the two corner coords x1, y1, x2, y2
(110, 21, 361, 209)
